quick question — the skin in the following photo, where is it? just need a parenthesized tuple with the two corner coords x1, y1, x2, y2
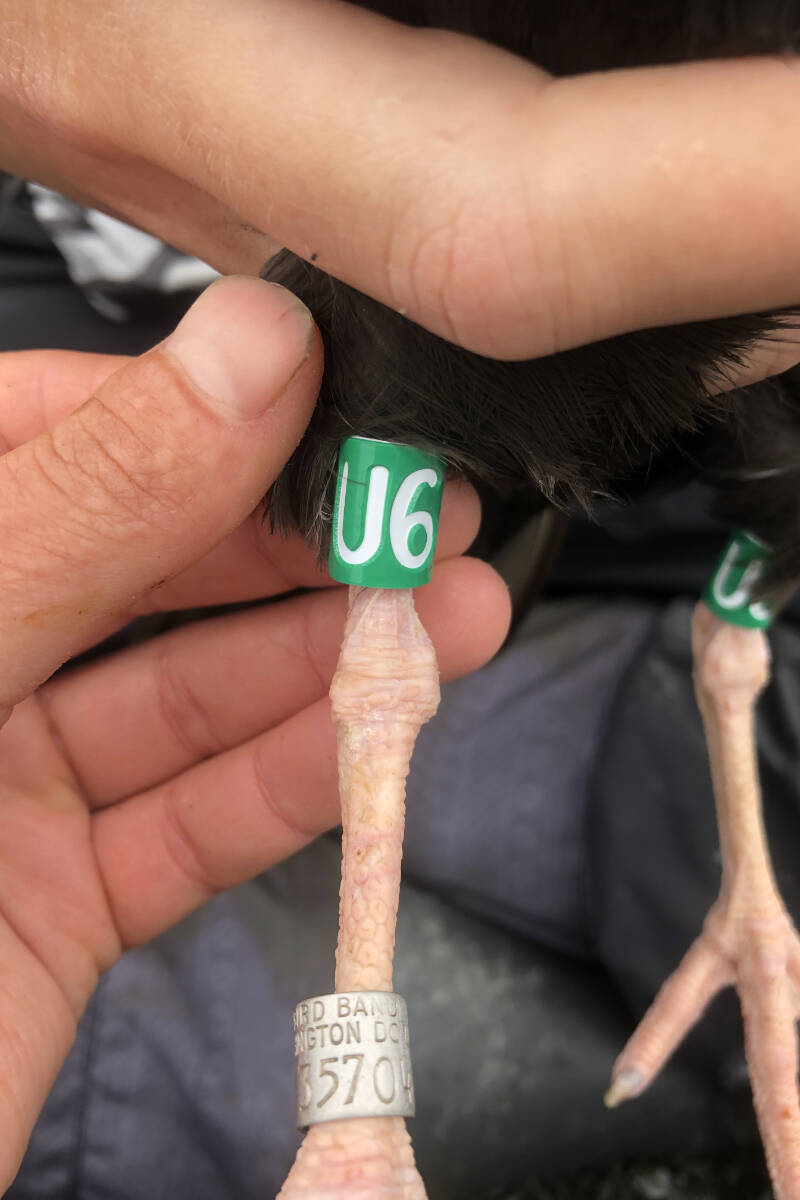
(1, 1, 800, 369)
(279, 587, 438, 1198)
(607, 606, 800, 1200)
(0, 276, 511, 1190)
(2, 0, 800, 1188)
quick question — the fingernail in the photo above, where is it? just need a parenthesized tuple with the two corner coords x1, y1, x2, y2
(164, 276, 314, 421)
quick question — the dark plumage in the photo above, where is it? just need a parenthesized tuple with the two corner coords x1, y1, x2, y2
(265, 1, 800, 588)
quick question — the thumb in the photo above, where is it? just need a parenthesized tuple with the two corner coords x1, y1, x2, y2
(0, 275, 321, 716)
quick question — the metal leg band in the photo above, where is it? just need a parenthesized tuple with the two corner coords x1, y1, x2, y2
(293, 992, 415, 1129)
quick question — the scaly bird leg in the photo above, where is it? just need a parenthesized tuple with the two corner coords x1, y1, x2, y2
(607, 601, 800, 1199)
(278, 586, 440, 1199)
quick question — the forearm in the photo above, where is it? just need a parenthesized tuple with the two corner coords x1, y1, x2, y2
(0, 0, 276, 271)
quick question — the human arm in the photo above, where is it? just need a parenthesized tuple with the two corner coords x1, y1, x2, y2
(2, 0, 800, 367)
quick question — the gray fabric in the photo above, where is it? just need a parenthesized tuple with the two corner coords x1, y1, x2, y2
(10, 600, 678, 1199)
(11, 841, 750, 1200)
(405, 598, 655, 955)
(27, 185, 218, 321)
(593, 600, 800, 1067)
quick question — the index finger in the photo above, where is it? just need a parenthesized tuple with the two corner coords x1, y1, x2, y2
(107, 3, 800, 359)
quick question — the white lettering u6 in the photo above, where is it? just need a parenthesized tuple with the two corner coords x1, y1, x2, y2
(712, 544, 769, 622)
(336, 463, 440, 568)
(389, 468, 439, 568)
(335, 462, 389, 565)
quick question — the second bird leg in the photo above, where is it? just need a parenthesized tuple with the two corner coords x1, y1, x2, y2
(607, 601, 800, 1200)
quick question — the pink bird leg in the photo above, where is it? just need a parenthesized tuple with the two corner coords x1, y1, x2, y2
(606, 601, 800, 1199)
(278, 586, 440, 1199)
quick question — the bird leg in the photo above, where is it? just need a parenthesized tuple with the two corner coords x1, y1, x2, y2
(278, 585, 440, 1199)
(607, 601, 800, 1199)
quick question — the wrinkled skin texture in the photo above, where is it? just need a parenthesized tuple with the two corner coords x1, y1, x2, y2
(279, 589, 439, 1199)
(608, 606, 800, 1200)
(5, 1, 800, 364)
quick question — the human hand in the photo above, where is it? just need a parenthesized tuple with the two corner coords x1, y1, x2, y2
(0, 276, 509, 1188)
(1, 0, 800, 374)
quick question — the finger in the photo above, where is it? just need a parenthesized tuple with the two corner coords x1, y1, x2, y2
(44, 554, 509, 805)
(90, 556, 511, 945)
(0, 276, 322, 718)
(0, 351, 128, 450)
(0, 693, 120, 1189)
(92, 694, 335, 947)
(89, 3, 800, 359)
(0, 920, 76, 1190)
(788, 939, 800, 1001)
(136, 475, 481, 611)
(65, 475, 478, 629)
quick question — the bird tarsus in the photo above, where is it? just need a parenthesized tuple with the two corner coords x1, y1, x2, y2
(607, 602, 800, 1200)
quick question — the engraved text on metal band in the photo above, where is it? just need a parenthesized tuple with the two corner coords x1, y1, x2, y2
(293, 992, 415, 1128)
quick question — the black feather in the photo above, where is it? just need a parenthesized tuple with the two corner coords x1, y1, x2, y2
(263, 0, 800, 589)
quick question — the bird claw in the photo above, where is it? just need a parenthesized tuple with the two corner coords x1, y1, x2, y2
(608, 891, 800, 1199)
(610, 604, 800, 1199)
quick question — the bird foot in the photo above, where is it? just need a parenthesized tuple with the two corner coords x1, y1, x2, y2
(606, 886, 800, 1199)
